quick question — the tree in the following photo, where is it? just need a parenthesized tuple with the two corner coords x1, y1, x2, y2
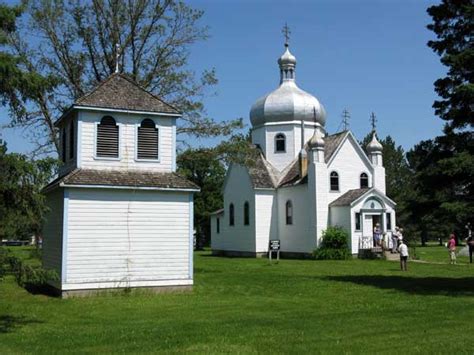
(407, 0, 474, 242)
(1, 0, 242, 155)
(177, 147, 226, 247)
(427, 0, 473, 131)
(0, 140, 59, 240)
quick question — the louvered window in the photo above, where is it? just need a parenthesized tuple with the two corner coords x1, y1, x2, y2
(137, 118, 158, 160)
(97, 116, 119, 158)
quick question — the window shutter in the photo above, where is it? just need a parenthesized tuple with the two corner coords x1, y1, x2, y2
(137, 119, 159, 160)
(97, 116, 119, 158)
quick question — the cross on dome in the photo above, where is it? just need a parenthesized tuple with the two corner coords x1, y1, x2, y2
(370, 112, 377, 132)
(282, 23, 291, 47)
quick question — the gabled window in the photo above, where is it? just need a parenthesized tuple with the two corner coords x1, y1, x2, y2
(275, 133, 286, 152)
(330, 171, 339, 191)
(61, 127, 67, 163)
(69, 121, 75, 160)
(355, 212, 361, 231)
(97, 116, 119, 158)
(360, 173, 369, 189)
(229, 203, 234, 226)
(286, 200, 293, 225)
(244, 201, 250, 226)
(137, 118, 159, 160)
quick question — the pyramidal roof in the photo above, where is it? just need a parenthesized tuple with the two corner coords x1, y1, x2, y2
(74, 73, 180, 115)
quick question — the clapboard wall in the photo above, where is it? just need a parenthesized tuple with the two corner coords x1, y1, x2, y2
(61, 188, 193, 290)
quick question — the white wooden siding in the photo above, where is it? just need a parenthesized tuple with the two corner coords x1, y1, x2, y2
(65, 188, 192, 286)
(327, 136, 373, 204)
(42, 188, 64, 279)
(78, 111, 175, 172)
(278, 185, 315, 253)
(212, 165, 256, 252)
(255, 191, 277, 252)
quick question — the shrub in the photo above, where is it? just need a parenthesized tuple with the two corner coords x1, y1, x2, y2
(313, 226, 350, 260)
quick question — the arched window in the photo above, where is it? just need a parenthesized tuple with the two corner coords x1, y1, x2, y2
(244, 201, 250, 226)
(330, 172, 339, 191)
(61, 127, 67, 163)
(137, 118, 159, 160)
(275, 133, 286, 152)
(69, 121, 75, 160)
(229, 203, 234, 226)
(97, 116, 119, 158)
(360, 173, 369, 189)
(286, 200, 293, 225)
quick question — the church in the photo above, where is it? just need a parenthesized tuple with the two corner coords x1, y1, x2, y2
(211, 40, 396, 257)
(42, 73, 198, 297)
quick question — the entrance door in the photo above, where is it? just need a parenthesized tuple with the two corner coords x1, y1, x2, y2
(372, 215, 381, 231)
(363, 215, 373, 238)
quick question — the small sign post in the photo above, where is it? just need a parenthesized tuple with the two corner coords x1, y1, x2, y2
(269, 240, 280, 263)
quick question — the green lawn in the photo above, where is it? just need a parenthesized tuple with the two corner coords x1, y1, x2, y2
(1, 247, 473, 354)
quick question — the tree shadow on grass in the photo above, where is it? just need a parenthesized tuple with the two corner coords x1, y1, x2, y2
(322, 275, 474, 296)
(0, 315, 43, 334)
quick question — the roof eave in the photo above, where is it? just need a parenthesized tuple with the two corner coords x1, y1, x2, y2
(59, 182, 199, 192)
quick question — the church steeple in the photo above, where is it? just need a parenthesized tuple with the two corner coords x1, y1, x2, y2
(278, 24, 296, 83)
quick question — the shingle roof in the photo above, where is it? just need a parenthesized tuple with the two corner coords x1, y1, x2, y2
(247, 149, 279, 188)
(74, 73, 180, 115)
(43, 169, 199, 192)
(329, 188, 371, 207)
(324, 131, 348, 163)
(277, 131, 349, 187)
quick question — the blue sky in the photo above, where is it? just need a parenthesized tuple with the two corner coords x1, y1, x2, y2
(1, 0, 444, 155)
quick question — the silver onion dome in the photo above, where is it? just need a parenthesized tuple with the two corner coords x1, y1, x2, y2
(250, 45, 326, 127)
(308, 128, 325, 149)
(367, 132, 383, 153)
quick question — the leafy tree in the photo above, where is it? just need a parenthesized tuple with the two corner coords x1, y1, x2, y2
(0, 140, 59, 240)
(177, 147, 226, 247)
(1, 0, 242, 155)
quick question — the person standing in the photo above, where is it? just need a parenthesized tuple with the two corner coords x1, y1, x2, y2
(392, 227, 400, 253)
(448, 233, 456, 265)
(373, 223, 381, 247)
(465, 223, 473, 264)
(398, 240, 409, 271)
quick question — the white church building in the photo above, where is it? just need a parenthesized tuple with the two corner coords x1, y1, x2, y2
(211, 42, 396, 257)
(42, 73, 198, 296)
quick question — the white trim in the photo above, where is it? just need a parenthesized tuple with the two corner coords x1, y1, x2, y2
(134, 118, 161, 163)
(172, 121, 177, 172)
(72, 105, 181, 117)
(326, 131, 373, 170)
(189, 193, 194, 279)
(350, 188, 397, 207)
(61, 188, 69, 284)
(61, 278, 193, 291)
(77, 116, 82, 168)
(93, 118, 122, 161)
(58, 183, 199, 192)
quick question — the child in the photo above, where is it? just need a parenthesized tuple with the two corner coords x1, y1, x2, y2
(448, 233, 456, 265)
(398, 240, 409, 271)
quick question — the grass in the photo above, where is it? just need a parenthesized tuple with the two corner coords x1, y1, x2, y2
(0, 246, 473, 354)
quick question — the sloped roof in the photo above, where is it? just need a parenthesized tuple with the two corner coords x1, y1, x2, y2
(324, 131, 348, 163)
(43, 169, 199, 192)
(329, 188, 371, 207)
(247, 149, 279, 188)
(74, 73, 180, 115)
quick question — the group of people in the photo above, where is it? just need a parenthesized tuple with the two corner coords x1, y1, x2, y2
(447, 229, 473, 265)
(373, 224, 408, 271)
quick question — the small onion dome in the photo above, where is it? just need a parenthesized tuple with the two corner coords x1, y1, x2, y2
(278, 46, 296, 67)
(367, 132, 383, 153)
(308, 129, 325, 149)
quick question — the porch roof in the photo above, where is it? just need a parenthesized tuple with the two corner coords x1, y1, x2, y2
(329, 188, 370, 207)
